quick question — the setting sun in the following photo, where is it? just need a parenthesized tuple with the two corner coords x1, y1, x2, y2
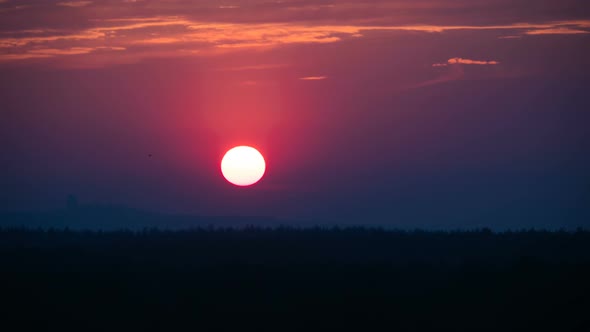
(221, 146, 266, 186)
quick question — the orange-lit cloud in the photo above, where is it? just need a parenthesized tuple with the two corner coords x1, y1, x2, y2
(449, 58, 499, 65)
(0, 3, 589, 66)
(525, 27, 590, 35)
(0, 27, 109, 49)
(0, 53, 53, 61)
(0, 46, 125, 62)
(299, 76, 327, 80)
(0, 19, 583, 55)
(28, 47, 94, 55)
(433, 58, 500, 67)
(213, 63, 289, 71)
(134, 37, 183, 45)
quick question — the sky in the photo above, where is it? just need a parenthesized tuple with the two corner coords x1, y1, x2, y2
(1, 0, 589, 229)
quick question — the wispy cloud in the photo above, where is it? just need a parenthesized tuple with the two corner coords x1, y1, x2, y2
(449, 58, 499, 65)
(240, 80, 257, 86)
(0, 30, 105, 48)
(28, 47, 94, 55)
(57, 1, 93, 7)
(213, 63, 289, 71)
(0, 46, 125, 62)
(0, 4, 30, 13)
(0, 6, 588, 66)
(299, 76, 327, 80)
(133, 37, 182, 44)
(0, 53, 53, 61)
(525, 27, 590, 35)
(433, 57, 500, 67)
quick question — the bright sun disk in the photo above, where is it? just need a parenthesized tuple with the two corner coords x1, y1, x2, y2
(221, 146, 266, 186)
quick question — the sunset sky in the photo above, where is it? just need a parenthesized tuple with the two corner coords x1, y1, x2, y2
(1, 0, 589, 228)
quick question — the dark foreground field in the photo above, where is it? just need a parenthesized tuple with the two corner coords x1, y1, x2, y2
(1, 228, 589, 331)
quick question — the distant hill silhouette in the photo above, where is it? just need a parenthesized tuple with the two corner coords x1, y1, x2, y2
(0, 204, 283, 230)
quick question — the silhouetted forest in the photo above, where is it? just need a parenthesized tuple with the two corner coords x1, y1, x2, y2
(1, 227, 589, 331)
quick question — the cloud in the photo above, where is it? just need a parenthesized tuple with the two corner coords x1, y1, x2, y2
(299, 76, 327, 80)
(93, 17, 192, 32)
(212, 63, 289, 71)
(57, 1, 93, 7)
(433, 57, 500, 67)
(0, 16, 191, 49)
(133, 37, 182, 44)
(0, 5, 30, 13)
(525, 27, 590, 35)
(0, 2, 589, 66)
(449, 58, 500, 65)
(0, 30, 105, 48)
(0, 53, 53, 61)
(0, 46, 124, 62)
(28, 47, 94, 55)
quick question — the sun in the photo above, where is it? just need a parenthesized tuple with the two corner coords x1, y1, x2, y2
(221, 146, 266, 186)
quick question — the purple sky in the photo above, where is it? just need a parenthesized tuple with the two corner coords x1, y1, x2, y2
(1, 0, 589, 228)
